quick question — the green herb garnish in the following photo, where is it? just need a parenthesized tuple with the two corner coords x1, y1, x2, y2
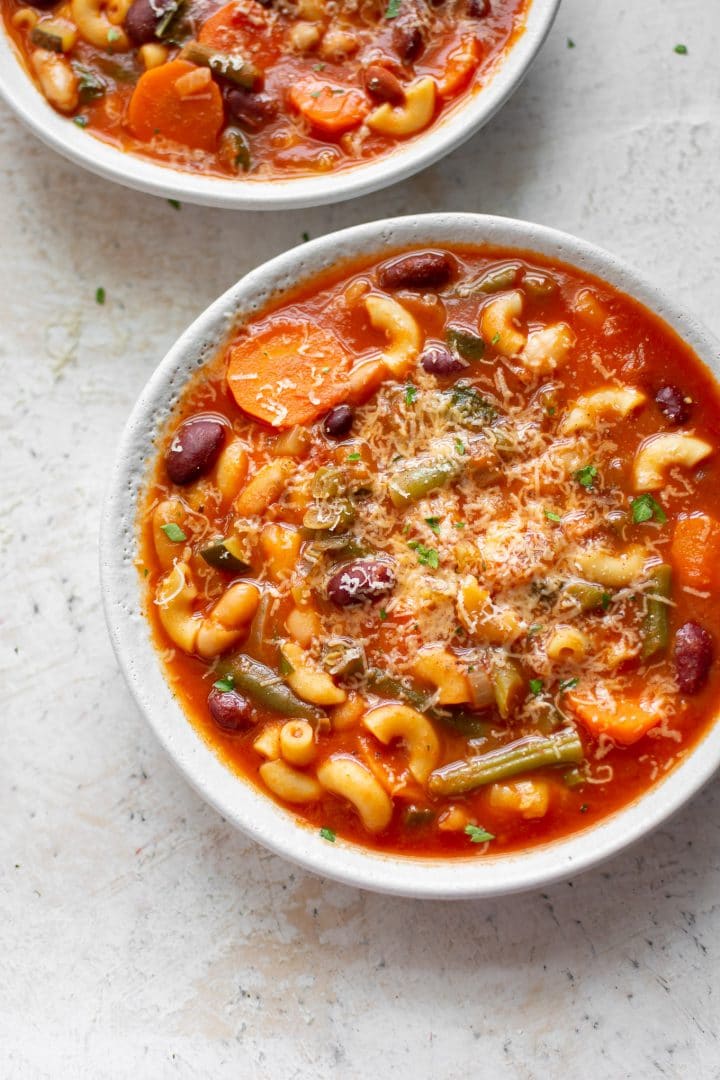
(95, 287, 106, 305)
(567, 37, 576, 48)
(408, 541, 439, 569)
(379, 609, 388, 621)
(167, 199, 181, 210)
(425, 516, 441, 534)
(674, 43, 688, 54)
(559, 676, 580, 692)
(544, 509, 562, 523)
(574, 464, 597, 489)
(385, 0, 401, 18)
(319, 827, 336, 842)
(491, 331, 501, 345)
(465, 824, 494, 843)
(213, 676, 235, 693)
(404, 384, 417, 405)
(529, 678, 544, 696)
(73, 115, 88, 127)
(455, 437, 466, 455)
(302, 231, 310, 242)
(160, 523, 187, 542)
(346, 452, 361, 462)
(631, 493, 667, 524)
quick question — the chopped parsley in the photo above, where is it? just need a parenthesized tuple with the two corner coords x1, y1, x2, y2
(455, 437, 466, 455)
(559, 676, 580, 692)
(302, 231, 310, 242)
(167, 198, 181, 210)
(425, 516, 441, 534)
(631, 493, 667, 525)
(674, 43, 688, 54)
(160, 522, 186, 542)
(319, 827, 336, 842)
(213, 676, 235, 693)
(601, 592, 612, 611)
(404, 384, 418, 405)
(346, 452, 361, 462)
(73, 115, 88, 127)
(379, 608, 388, 621)
(107, 26, 121, 41)
(544, 509, 562, 523)
(312, 62, 326, 71)
(385, 0, 401, 17)
(528, 623, 543, 636)
(454, 521, 466, 529)
(574, 464, 598, 489)
(408, 541, 439, 569)
(465, 824, 494, 843)
(579, 803, 589, 814)
(95, 286, 106, 305)
(567, 37, 576, 48)
(529, 678, 544, 696)
(491, 331, 501, 345)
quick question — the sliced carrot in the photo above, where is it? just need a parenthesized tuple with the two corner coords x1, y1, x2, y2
(127, 60, 224, 152)
(199, 0, 281, 65)
(436, 35, 483, 99)
(288, 79, 369, 137)
(227, 320, 352, 428)
(671, 514, 720, 591)
(566, 689, 662, 746)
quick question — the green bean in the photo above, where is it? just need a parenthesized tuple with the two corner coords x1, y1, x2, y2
(474, 264, 519, 294)
(322, 638, 365, 677)
(641, 563, 672, 660)
(180, 41, 261, 88)
(221, 654, 322, 720)
(434, 711, 495, 738)
(489, 653, 526, 720)
(428, 729, 584, 796)
(565, 579, 611, 611)
(365, 668, 434, 712)
(244, 594, 274, 664)
(388, 456, 460, 508)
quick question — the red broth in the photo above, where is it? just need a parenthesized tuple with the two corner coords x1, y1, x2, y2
(138, 246, 720, 856)
(3, 0, 527, 180)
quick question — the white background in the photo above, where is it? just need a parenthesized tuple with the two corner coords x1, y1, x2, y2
(2, 1, 720, 1076)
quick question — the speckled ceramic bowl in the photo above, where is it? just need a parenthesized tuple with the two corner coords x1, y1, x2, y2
(101, 213, 720, 897)
(0, 1, 559, 209)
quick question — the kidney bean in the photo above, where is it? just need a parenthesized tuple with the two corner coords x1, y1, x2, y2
(467, 0, 490, 15)
(655, 384, 691, 426)
(420, 344, 465, 375)
(125, 0, 174, 43)
(208, 687, 253, 732)
(165, 416, 226, 485)
(378, 251, 455, 291)
(226, 87, 278, 131)
(675, 621, 713, 695)
(393, 20, 425, 63)
(364, 64, 405, 105)
(323, 404, 354, 438)
(327, 559, 396, 606)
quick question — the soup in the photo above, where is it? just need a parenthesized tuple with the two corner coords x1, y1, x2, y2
(3, 0, 527, 179)
(138, 246, 720, 855)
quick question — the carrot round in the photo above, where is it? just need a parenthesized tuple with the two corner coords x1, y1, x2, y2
(127, 60, 224, 152)
(288, 79, 369, 137)
(199, 0, 281, 64)
(671, 514, 720, 591)
(227, 321, 352, 428)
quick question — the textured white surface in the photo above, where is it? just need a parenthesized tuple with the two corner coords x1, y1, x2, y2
(2, 1, 720, 1076)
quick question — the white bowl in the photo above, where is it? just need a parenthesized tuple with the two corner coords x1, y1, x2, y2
(0, 1, 559, 209)
(101, 212, 720, 897)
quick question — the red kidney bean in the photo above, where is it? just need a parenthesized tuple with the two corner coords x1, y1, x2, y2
(364, 65, 405, 104)
(208, 687, 253, 732)
(675, 621, 713, 695)
(467, 0, 490, 15)
(323, 404, 354, 438)
(420, 344, 465, 375)
(125, 0, 175, 43)
(226, 88, 278, 131)
(393, 20, 425, 62)
(165, 416, 226, 485)
(327, 559, 396, 606)
(656, 384, 691, 426)
(378, 251, 455, 291)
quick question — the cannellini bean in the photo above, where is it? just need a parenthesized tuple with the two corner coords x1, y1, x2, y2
(31, 48, 79, 112)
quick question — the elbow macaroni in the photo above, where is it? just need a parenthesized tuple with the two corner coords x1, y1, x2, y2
(560, 385, 646, 434)
(546, 625, 588, 663)
(364, 293, 421, 376)
(367, 77, 436, 137)
(260, 759, 322, 803)
(480, 290, 525, 356)
(363, 703, 441, 784)
(575, 544, 647, 587)
(316, 755, 393, 832)
(633, 432, 713, 491)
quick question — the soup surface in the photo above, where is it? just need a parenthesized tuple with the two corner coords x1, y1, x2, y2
(3, 0, 527, 179)
(139, 245, 720, 856)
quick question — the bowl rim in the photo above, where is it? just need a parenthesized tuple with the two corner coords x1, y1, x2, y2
(0, 0, 560, 210)
(101, 211, 720, 898)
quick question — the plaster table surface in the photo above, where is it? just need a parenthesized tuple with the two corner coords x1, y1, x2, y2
(2, 1, 720, 1076)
